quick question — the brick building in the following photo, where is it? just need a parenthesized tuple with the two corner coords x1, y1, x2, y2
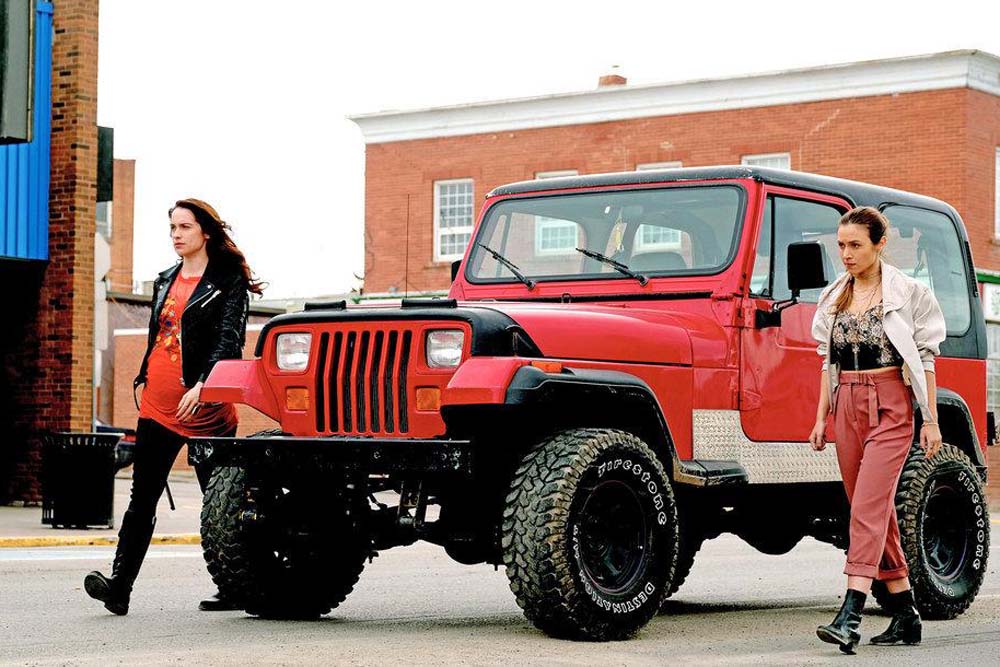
(352, 51, 1000, 296)
(107, 158, 136, 293)
(351, 50, 1000, 503)
(0, 0, 100, 503)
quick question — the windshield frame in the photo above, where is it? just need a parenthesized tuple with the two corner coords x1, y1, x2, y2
(463, 181, 749, 287)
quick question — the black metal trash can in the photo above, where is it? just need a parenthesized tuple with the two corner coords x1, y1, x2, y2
(41, 432, 119, 529)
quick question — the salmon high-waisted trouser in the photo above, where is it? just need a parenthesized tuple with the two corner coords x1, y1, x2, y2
(833, 369, 914, 580)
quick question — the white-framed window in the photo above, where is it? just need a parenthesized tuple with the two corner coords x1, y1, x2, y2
(634, 224, 681, 251)
(433, 179, 474, 262)
(636, 161, 682, 171)
(535, 170, 578, 180)
(535, 170, 579, 255)
(741, 152, 791, 170)
(994, 148, 1000, 238)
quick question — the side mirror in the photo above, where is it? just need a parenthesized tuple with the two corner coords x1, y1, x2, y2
(786, 242, 828, 295)
(756, 242, 829, 329)
(450, 260, 461, 283)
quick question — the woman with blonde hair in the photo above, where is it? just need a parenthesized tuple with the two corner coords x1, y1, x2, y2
(809, 206, 946, 653)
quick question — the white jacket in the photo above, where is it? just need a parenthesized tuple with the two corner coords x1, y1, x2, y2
(811, 260, 947, 422)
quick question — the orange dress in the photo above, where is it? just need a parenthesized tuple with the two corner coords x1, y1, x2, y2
(138, 273, 238, 437)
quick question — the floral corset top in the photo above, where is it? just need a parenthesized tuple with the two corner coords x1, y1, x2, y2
(830, 304, 905, 371)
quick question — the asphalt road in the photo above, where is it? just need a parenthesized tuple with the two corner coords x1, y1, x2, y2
(0, 534, 998, 665)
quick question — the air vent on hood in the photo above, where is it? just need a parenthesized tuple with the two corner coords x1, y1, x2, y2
(400, 298, 457, 309)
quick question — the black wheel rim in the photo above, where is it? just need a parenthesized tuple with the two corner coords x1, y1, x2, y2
(922, 477, 971, 581)
(577, 479, 650, 595)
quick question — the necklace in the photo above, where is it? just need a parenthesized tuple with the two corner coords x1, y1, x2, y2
(848, 281, 881, 369)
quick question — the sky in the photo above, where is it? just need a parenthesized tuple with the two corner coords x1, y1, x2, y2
(96, 0, 1000, 300)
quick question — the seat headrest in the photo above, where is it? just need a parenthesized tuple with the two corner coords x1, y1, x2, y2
(629, 250, 687, 272)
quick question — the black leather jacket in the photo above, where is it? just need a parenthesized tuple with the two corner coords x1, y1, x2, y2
(134, 259, 250, 392)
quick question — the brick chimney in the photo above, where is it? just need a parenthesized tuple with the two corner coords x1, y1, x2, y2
(598, 67, 627, 88)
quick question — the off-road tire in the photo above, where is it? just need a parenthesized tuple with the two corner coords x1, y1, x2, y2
(664, 517, 703, 599)
(894, 443, 990, 620)
(502, 429, 678, 641)
(201, 432, 369, 619)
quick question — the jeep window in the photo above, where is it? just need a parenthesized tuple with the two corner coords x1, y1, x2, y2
(750, 196, 844, 302)
(881, 205, 971, 335)
(467, 186, 744, 283)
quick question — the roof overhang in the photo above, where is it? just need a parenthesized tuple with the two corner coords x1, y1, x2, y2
(349, 50, 1000, 144)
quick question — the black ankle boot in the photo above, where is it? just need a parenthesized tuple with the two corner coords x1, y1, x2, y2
(870, 590, 922, 646)
(817, 589, 867, 654)
(84, 511, 156, 615)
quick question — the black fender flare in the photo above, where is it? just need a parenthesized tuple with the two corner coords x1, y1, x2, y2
(504, 365, 747, 487)
(932, 388, 986, 474)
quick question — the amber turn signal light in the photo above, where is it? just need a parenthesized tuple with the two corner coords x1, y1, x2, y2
(285, 387, 310, 411)
(530, 360, 564, 373)
(415, 387, 441, 411)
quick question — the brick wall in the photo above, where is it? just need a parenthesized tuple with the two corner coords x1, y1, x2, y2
(109, 159, 135, 293)
(963, 91, 1000, 270)
(2, 0, 99, 503)
(988, 446, 1000, 512)
(363, 88, 989, 294)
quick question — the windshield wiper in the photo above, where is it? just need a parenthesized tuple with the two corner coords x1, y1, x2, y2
(575, 248, 648, 286)
(477, 243, 536, 290)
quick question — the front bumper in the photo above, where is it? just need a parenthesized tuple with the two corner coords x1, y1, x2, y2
(187, 434, 472, 474)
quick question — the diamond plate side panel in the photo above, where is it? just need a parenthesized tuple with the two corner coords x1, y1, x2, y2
(692, 410, 842, 484)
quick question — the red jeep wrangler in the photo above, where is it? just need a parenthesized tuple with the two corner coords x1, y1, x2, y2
(190, 166, 991, 640)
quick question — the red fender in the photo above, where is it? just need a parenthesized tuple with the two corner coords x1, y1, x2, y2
(201, 359, 280, 420)
(442, 357, 528, 406)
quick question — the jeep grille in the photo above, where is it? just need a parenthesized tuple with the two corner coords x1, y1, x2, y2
(313, 328, 413, 435)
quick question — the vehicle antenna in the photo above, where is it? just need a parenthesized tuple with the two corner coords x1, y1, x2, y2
(404, 194, 410, 299)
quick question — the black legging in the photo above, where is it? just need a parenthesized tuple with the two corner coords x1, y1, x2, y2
(127, 418, 235, 520)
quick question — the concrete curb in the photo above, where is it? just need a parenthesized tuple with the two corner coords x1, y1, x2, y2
(2, 520, 998, 549)
(0, 534, 200, 548)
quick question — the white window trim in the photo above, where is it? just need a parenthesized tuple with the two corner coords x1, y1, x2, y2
(433, 178, 474, 263)
(741, 152, 791, 169)
(634, 225, 682, 252)
(534, 170, 579, 255)
(636, 161, 682, 171)
(994, 148, 1000, 239)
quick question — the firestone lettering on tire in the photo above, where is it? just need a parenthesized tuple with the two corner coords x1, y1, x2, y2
(597, 456, 667, 526)
(958, 471, 988, 571)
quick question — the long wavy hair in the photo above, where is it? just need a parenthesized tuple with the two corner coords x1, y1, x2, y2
(832, 206, 889, 314)
(169, 198, 265, 295)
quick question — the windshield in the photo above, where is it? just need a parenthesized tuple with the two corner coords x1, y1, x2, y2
(466, 185, 745, 284)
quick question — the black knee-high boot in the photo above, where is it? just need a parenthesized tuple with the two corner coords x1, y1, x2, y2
(817, 589, 867, 654)
(84, 510, 156, 615)
(870, 589, 922, 645)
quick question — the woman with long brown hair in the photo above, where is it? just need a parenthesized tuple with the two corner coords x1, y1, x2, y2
(85, 198, 263, 615)
(809, 206, 946, 654)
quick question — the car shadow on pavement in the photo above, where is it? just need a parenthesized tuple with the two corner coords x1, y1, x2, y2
(659, 597, 892, 617)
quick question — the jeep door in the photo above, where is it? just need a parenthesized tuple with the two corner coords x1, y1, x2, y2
(740, 188, 848, 442)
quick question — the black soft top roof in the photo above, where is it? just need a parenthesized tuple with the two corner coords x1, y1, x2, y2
(487, 166, 961, 226)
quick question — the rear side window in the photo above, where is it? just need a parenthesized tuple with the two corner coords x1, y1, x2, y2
(881, 205, 971, 335)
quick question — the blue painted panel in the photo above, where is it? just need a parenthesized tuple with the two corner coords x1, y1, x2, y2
(0, 2, 53, 262)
